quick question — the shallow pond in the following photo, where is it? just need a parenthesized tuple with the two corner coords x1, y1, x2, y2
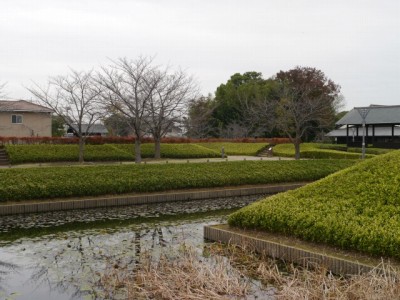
(0, 195, 271, 299)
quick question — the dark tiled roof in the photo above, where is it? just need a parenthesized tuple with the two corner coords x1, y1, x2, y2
(0, 100, 53, 113)
(327, 126, 400, 137)
(336, 105, 400, 125)
(70, 124, 108, 134)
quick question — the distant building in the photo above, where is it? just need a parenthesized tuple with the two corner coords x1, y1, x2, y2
(327, 105, 400, 148)
(164, 123, 184, 137)
(0, 100, 53, 137)
(66, 123, 108, 137)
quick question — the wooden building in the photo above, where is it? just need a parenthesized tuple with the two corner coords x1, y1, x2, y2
(327, 105, 400, 149)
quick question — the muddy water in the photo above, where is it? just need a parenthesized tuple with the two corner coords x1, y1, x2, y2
(0, 195, 272, 299)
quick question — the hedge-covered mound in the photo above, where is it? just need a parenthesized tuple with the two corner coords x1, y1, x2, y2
(319, 144, 394, 155)
(0, 160, 355, 202)
(273, 143, 376, 159)
(228, 150, 400, 259)
(5, 144, 134, 163)
(196, 143, 268, 156)
(112, 144, 220, 159)
(5, 143, 221, 164)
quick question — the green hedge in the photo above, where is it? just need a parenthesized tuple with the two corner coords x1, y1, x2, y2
(228, 150, 400, 259)
(5, 144, 134, 164)
(273, 143, 375, 159)
(0, 160, 355, 202)
(347, 147, 394, 155)
(319, 144, 394, 155)
(318, 144, 348, 151)
(196, 143, 268, 156)
(5, 143, 220, 164)
(112, 143, 220, 159)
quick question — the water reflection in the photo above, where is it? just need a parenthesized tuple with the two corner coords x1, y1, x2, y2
(0, 195, 265, 299)
(0, 260, 19, 297)
(0, 195, 264, 237)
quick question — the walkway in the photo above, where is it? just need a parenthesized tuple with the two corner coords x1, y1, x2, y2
(0, 155, 294, 169)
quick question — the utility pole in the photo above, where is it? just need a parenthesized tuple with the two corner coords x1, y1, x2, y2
(356, 107, 370, 159)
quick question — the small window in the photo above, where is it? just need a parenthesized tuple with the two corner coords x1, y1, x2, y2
(12, 115, 23, 124)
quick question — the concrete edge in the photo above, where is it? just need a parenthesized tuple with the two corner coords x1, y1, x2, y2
(0, 183, 305, 216)
(204, 225, 380, 275)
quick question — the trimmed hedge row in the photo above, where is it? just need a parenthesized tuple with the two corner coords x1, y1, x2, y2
(5, 143, 221, 164)
(112, 144, 220, 159)
(197, 142, 268, 156)
(0, 136, 290, 145)
(5, 144, 134, 164)
(347, 147, 394, 155)
(273, 143, 375, 159)
(228, 150, 400, 259)
(319, 144, 394, 155)
(0, 160, 356, 202)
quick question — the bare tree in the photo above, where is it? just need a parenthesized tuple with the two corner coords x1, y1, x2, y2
(97, 57, 162, 163)
(28, 70, 104, 163)
(233, 91, 278, 138)
(146, 69, 198, 158)
(275, 67, 341, 159)
(0, 82, 7, 99)
(186, 95, 217, 138)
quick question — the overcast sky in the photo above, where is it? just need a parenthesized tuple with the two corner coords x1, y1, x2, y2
(1, 0, 399, 110)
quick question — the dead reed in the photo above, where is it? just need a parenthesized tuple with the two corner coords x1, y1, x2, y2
(99, 244, 251, 299)
(99, 243, 400, 299)
(211, 243, 400, 300)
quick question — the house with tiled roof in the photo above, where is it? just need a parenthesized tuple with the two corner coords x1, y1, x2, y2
(0, 100, 53, 137)
(66, 123, 108, 137)
(326, 105, 400, 148)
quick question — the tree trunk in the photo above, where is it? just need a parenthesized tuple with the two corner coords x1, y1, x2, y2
(294, 138, 301, 160)
(135, 138, 142, 163)
(154, 137, 161, 159)
(78, 137, 85, 163)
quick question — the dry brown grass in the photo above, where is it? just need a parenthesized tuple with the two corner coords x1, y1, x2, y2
(99, 244, 251, 299)
(211, 243, 400, 300)
(99, 243, 400, 299)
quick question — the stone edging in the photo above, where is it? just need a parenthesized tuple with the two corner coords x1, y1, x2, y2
(204, 225, 377, 275)
(0, 183, 305, 216)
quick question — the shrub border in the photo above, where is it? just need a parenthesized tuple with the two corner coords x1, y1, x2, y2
(0, 183, 304, 216)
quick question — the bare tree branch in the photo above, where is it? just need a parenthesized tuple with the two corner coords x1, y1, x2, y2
(185, 95, 217, 138)
(145, 68, 198, 158)
(27, 70, 104, 163)
(97, 56, 160, 163)
(274, 67, 341, 159)
(0, 81, 7, 99)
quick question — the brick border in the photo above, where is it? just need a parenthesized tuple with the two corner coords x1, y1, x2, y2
(204, 225, 381, 275)
(0, 183, 305, 216)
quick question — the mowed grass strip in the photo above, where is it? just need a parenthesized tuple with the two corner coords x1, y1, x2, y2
(0, 160, 355, 202)
(229, 150, 400, 259)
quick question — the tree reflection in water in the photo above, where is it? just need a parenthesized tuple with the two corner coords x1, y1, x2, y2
(0, 260, 18, 295)
(25, 219, 219, 299)
(0, 195, 263, 299)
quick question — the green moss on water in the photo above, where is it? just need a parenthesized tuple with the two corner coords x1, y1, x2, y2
(0, 208, 235, 244)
